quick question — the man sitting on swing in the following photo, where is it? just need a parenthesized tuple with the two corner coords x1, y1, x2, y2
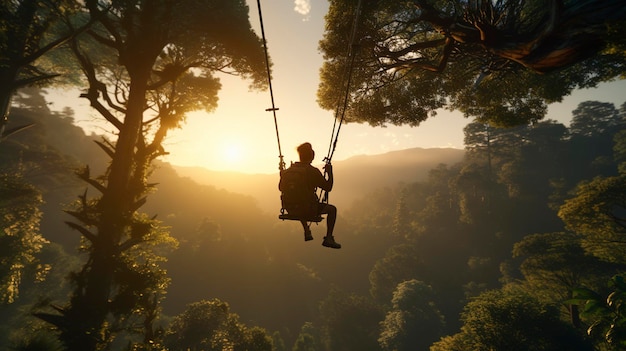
(279, 142, 341, 249)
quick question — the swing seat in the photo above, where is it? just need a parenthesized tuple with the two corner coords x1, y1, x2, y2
(278, 212, 323, 223)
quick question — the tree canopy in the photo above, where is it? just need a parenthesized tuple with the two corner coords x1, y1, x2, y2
(431, 287, 593, 351)
(164, 299, 273, 351)
(318, 0, 626, 127)
(0, 0, 84, 139)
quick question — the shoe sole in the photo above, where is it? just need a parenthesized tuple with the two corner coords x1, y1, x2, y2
(322, 242, 341, 249)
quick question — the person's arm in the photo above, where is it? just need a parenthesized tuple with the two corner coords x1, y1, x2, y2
(322, 163, 333, 192)
(278, 169, 284, 191)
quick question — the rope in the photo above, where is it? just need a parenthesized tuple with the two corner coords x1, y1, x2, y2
(256, 0, 286, 172)
(319, 0, 363, 205)
(324, 0, 363, 164)
(256, 0, 361, 210)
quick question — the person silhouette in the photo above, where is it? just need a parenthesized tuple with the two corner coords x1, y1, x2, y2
(279, 142, 340, 249)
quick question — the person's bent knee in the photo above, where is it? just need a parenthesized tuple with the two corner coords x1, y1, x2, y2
(326, 204, 337, 216)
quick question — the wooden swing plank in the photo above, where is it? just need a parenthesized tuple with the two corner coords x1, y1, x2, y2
(278, 213, 323, 223)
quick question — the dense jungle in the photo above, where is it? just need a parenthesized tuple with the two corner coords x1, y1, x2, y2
(2, 89, 626, 350)
(3, 0, 626, 350)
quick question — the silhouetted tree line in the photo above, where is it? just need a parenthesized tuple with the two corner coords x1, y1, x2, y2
(3, 89, 626, 350)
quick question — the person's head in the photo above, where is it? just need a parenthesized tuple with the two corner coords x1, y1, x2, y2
(297, 142, 315, 163)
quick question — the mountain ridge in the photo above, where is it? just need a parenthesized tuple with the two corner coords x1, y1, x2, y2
(172, 147, 465, 212)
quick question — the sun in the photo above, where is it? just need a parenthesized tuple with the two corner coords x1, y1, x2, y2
(220, 141, 243, 164)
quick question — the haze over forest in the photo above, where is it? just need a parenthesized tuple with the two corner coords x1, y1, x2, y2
(3, 88, 626, 350)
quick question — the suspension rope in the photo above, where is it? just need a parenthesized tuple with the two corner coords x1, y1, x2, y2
(324, 0, 363, 164)
(256, 0, 361, 177)
(256, 0, 286, 172)
(319, 0, 363, 205)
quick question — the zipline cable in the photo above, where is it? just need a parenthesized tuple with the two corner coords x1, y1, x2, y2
(325, 0, 363, 164)
(256, 0, 285, 172)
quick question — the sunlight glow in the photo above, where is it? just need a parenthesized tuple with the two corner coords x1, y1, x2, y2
(220, 141, 244, 164)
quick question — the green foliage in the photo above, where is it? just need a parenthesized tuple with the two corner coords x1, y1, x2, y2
(558, 175, 626, 263)
(0, 0, 83, 137)
(0, 173, 47, 304)
(318, 0, 626, 127)
(367, 98, 626, 348)
(614, 130, 626, 175)
(292, 322, 319, 351)
(569, 275, 626, 349)
(512, 232, 621, 306)
(10, 331, 64, 351)
(570, 101, 621, 137)
(164, 298, 272, 351)
(0, 244, 79, 350)
(431, 287, 592, 351)
(369, 244, 422, 304)
(318, 288, 383, 351)
(271, 331, 286, 351)
(378, 279, 445, 351)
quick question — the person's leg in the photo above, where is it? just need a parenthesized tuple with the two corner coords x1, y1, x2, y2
(300, 220, 313, 241)
(320, 204, 340, 249)
(321, 204, 336, 237)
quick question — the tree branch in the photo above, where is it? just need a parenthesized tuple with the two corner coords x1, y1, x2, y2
(70, 39, 124, 130)
(65, 221, 97, 244)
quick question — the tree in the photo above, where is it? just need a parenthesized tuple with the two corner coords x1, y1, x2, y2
(614, 128, 626, 175)
(567, 101, 623, 178)
(431, 287, 593, 351)
(0, 242, 81, 350)
(240, 326, 274, 351)
(369, 244, 422, 305)
(318, 0, 626, 127)
(0, 0, 84, 140)
(164, 299, 272, 351)
(34, 1, 267, 350)
(0, 174, 47, 304)
(378, 279, 445, 351)
(512, 232, 623, 328)
(558, 175, 626, 263)
(569, 275, 626, 350)
(0, 91, 84, 318)
(292, 322, 319, 351)
(318, 288, 383, 351)
(270, 331, 287, 351)
(570, 101, 620, 137)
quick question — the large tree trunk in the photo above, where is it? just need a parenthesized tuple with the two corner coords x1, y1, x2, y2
(61, 58, 153, 351)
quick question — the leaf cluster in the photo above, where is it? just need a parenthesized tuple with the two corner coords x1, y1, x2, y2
(318, 0, 626, 128)
(569, 275, 626, 349)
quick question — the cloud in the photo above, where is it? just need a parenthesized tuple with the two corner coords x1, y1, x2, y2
(294, 0, 311, 19)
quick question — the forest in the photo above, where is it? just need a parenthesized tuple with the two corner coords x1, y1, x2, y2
(3, 0, 626, 350)
(3, 88, 626, 351)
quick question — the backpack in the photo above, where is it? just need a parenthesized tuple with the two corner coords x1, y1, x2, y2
(279, 164, 318, 218)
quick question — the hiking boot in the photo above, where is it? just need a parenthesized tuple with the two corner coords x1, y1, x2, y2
(322, 236, 341, 249)
(304, 228, 313, 241)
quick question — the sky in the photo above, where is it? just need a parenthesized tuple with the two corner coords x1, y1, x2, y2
(55, 0, 626, 175)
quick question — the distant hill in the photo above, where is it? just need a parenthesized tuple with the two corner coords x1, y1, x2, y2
(172, 147, 465, 213)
